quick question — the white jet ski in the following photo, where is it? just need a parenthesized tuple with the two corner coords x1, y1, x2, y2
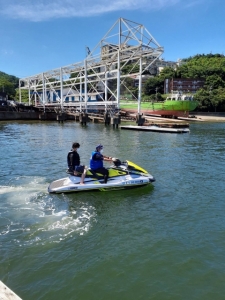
(48, 159, 155, 193)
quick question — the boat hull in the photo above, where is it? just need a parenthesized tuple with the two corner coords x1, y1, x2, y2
(120, 100, 198, 117)
(120, 125, 190, 133)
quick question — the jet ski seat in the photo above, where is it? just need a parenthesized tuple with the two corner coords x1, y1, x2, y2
(66, 169, 83, 176)
(87, 169, 104, 180)
(66, 169, 75, 175)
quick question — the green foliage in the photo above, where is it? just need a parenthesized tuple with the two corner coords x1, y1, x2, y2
(143, 53, 225, 111)
(204, 74, 225, 89)
(121, 63, 139, 75)
(183, 54, 225, 111)
(176, 54, 225, 80)
(158, 67, 176, 80)
(0, 71, 19, 98)
(14, 88, 30, 103)
(194, 87, 225, 112)
(143, 77, 164, 95)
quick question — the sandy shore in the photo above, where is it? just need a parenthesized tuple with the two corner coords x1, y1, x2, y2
(186, 113, 225, 122)
(123, 110, 225, 122)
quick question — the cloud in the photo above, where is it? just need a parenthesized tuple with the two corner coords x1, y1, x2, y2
(0, 0, 188, 22)
(1, 49, 14, 56)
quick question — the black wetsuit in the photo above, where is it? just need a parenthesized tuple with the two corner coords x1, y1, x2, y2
(67, 150, 80, 172)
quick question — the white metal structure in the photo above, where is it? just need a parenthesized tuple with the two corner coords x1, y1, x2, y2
(19, 18, 164, 113)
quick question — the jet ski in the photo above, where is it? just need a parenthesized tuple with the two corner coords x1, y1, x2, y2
(48, 158, 155, 193)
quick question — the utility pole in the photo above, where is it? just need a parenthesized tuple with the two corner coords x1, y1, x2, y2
(209, 86, 212, 105)
(155, 87, 158, 101)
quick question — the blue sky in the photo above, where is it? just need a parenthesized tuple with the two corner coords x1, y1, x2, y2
(0, 0, 224, 79)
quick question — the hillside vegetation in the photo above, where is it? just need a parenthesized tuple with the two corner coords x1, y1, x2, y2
(144, 54, 225, 111)
(0, 71, 19, 99)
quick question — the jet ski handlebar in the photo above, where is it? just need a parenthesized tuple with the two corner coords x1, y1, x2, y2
(111, 158, 128, 167)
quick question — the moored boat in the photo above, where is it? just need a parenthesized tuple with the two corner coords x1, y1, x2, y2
(120, 124, 190, 133)
(120, 93, 198, 117)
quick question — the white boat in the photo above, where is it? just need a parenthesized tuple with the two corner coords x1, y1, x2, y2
(48, 159, 155, 193)
(120, 125, 190, 133)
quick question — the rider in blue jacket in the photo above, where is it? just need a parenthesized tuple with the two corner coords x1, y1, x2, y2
(90, 144, 112, 183)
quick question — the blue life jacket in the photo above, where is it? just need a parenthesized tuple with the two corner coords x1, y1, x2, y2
(90, 151, 103, 170)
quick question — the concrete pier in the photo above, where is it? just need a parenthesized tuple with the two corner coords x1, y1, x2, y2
(0, 281, 22, 300)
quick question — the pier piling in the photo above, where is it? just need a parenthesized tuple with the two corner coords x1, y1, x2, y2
(79, 112, 89, 126)
(39, 112, 47, 120)
(104, 111, 111, 126)
(56, 113, 66, 123)
(111, 114, 121, 128)
(136, 113, 145, 126)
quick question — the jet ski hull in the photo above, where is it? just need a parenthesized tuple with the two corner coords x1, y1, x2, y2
(48, 174, 154, 193)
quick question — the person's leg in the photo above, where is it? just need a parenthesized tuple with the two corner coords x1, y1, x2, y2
(95, 168, 109, 183)
(80, 168, 87, 184)
(104, 169, 109, 184)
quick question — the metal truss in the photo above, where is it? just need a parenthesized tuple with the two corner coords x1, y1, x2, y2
(19, 18, 164, 113)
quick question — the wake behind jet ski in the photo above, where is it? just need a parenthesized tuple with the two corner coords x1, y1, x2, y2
(48, 158, 155, 193)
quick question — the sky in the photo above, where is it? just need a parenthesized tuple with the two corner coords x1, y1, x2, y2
(0, 0, 224, 79)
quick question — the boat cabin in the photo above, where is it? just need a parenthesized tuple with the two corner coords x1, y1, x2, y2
(166, 94, 194, 101)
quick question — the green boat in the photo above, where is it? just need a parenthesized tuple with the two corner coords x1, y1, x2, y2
(120, 94, 198, 117)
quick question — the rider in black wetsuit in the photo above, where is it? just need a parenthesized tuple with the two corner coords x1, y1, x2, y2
(67, 142, 86, 184)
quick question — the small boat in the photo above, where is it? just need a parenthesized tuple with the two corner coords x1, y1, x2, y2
(120, 124, 190, 133)
(48, 159, 155, 193)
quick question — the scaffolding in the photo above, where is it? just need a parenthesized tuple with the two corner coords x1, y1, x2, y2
(19, 18, 164, 114)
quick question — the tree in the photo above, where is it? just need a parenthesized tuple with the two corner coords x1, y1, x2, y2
(205, 74, 225, 90)
(210, 88, 225, 112)
(194, 89, 210, 111)
(143, 77, 164, 95)
(0, 78, 16, 98)
(158, 67, 176, 80)
(121, 63, 139, 75)
(15, 88, 29, 103)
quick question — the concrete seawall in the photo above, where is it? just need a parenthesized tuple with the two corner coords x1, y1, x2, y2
(0, 111, 39, 120)
(0, 111, 81, 121)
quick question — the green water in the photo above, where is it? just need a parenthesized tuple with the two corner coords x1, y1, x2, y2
(0, 120, 225, 300)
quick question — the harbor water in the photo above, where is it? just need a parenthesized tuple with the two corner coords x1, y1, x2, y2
(0, 120, 225, 300)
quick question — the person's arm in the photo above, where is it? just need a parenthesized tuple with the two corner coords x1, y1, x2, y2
(93, 153, 103, 160)
(103, 155, 113, 161)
